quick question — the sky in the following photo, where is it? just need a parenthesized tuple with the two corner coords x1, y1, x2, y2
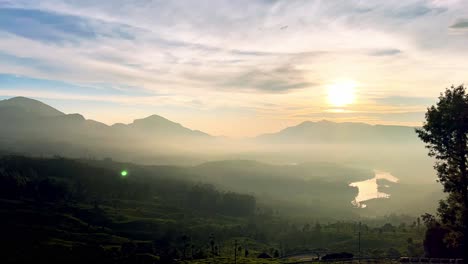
(0, 0, 467, 137)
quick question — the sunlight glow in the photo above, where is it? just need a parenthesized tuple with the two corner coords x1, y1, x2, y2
(327, 80, 357, 107)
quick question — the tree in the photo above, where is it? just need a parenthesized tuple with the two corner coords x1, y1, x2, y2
(181, 234, 190, 259)
(315, 222, 322, 232)
(274, 249, 280, 258)
(423, 220, 451, 258)
(386, 248, 401, 258)
(209, 234, 215, 256)
(416, 85, 468, 258)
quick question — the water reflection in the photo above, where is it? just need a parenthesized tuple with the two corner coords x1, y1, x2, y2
(349, 170, 399, 208)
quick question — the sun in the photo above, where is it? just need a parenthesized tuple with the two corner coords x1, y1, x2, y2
(327, 80, 357, 107)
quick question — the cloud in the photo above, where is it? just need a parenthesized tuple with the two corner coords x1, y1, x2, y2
(369, 49, 402, 56)
(183, 65, 318, 93)
(225, 66, 316, 92)
(374, 96, 435, 106)
(450, 19, 468, 29)
(389, 4, 436, 19)
(0, 7, 112, 43)
(0, 73, 155, 96)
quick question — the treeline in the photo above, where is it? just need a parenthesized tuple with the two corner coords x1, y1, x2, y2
(0, 156, 256, 217)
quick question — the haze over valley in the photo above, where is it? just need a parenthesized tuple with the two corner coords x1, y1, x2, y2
(0, 96, 441, 218)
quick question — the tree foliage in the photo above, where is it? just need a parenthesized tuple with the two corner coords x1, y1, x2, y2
(416, 85, 468, 258)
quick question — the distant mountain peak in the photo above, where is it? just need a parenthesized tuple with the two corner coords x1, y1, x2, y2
(137, 114, 176, 123)
(131, 114, 183, 128)
(0, 96, 64, 117)
(129, 114, 210, 137)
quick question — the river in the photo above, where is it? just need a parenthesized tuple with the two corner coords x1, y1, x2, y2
(349, 170, 399, 208)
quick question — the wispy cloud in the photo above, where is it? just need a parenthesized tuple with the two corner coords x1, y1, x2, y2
(374, 96, 436, 106)
(369, 49, 402, 56)
(450, 19, 468, 29)
(184, 65, 319, 93)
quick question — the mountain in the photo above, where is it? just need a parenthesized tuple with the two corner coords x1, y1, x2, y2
(126, 114, 210, 137)
(0, 96, 64, 119)
(0, 97, 110, 139)
(256, 120, 419, 144)
(0, 97, 212, 161)
(0, 96, 430, 170)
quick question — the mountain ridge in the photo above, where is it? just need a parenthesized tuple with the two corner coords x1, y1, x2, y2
(0, 96, 210, 137)
(0, 96, 423, 162)
(256, 119, 419, 144)
(0, 96, 421, 140)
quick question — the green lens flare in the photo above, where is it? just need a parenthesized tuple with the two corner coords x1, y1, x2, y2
(121, 170, 128, 177)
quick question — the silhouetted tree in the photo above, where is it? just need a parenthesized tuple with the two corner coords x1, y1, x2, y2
(315, 222, 322, 232)
(209, 234, 215, 256)
(274, 249, 280, 258)
(181, 234, 190, 259)
(387, 248, 401, 258)
(423, 220, 451, 258)
(406, 237, 420, 257)
(416, 85, 468, 259)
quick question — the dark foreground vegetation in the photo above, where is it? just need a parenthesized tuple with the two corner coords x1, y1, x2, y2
(0, 155, 424, 263)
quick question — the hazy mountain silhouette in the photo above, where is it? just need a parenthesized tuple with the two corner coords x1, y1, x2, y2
(0, 96, 426, 167)
(0, 97, 211, 137)
(0, 97, 109, 137)
(124, 114, 210, 137)
(0, 97, 212, 159)
(256, 120, 419, 144)
(0, 96, 64, 118)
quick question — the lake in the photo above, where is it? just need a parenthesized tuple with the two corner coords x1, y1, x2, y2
(349, 170, 399, 208)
